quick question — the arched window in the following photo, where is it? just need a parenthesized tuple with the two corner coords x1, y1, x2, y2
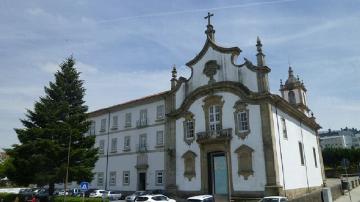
(288, 90, 296, 104)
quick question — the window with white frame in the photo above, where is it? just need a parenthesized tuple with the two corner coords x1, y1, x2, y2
(209, 105, 221, 132)
(124, 136, 130, 150)
(237, 111, 249, 132)
(281, 117, 287, 139)
(97, 172, 104, 186)
(156, 131, 164, 146)
(139, 134, 147, 151)
(109, 171, 116, 186)
(123, 171, 130, 185)
(155, 170, 163, 185)
(89, 121, 96, 135)
(184, 120, 194, 139)
(156, 105, 165, 120)
(125, 113, 131, 128)
(100, 118, 106, 132)
(112, 115, 118, 130)
(139, 109, 147, 126)
(111, 138, 117, 153)
(99, 140, 105, 154)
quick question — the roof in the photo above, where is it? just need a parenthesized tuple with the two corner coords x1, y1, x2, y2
(88, 91, 169, 117)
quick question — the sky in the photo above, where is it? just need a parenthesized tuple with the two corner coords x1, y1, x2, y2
(0, 0, 359, 150)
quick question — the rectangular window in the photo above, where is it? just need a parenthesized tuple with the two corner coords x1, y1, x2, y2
(156, 131, 164, 146)
(123, 171, 130, 185)
(99, 140, 105, 154)
(97, 172, 104, 186)
(111, 138, 117, 153)
(209, 105, 221, 132)
(138, 109, 147, 127)
(124, 136, 130, 150)
(237, 111, 249, 132)
(313, 147, 318, 168)
(184, 120, 194, 139)
(298, 142, 304, 165)
(109, 171, 116, 186)
(89, 121, 96, 135)
(112, 115, 118, 130)
(100, 118, 106, 132)
(139, 134, 147, 152)
(125, 113, 132, 128)
(155, 170, 163, 185)
(156, 105, 165, 120)
(281, 117, 287, 139)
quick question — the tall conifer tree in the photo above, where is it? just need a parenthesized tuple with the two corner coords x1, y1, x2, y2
(5, 57, 98, 194)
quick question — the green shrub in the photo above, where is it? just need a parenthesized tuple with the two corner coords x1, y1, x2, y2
(53, 196, 108, 202)
(0, 193, 18, 202)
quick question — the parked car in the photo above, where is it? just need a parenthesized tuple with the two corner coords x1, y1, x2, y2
(89, 189, 107, 197)
(84, 188, 98, 197)
(187, 195, 214, 202)
(135, 194, 176, 202)
(259, 196, 288, 202)
(69, 188, 83, 196)
(125, 191, 147, 202)
(107, 190, 123, 200)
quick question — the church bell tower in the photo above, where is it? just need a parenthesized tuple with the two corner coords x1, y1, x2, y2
(280, 66, 310, 115)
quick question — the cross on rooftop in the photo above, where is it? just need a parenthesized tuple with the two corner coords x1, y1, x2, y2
(204, 12, 214, 25)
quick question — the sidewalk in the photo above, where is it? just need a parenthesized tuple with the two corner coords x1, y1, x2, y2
(335, 186, 360, 202)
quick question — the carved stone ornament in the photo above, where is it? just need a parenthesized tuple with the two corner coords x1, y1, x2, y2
(203, 60, 220, 84)
(182, 150, 197, 181)
(234, 144, 254, 180)
(233, 100, 251, 139)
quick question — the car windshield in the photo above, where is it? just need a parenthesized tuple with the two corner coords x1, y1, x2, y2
(262, 199, 279, 202)
(152, 196, 168, 201)
(135, 191, 146, 195)
(188, 200, 202, 202)
(137, 197, 149, 201)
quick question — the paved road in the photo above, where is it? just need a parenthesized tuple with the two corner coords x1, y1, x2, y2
(335, 186, 360, 202)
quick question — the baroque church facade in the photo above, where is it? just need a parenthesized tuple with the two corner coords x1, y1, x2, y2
(87, 15, 324, 201)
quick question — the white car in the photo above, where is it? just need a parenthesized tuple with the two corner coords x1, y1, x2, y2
(187, 195, 214, 202)
(260, 196, 288, 202)
(135, 194, 176, 202)
(89, 189, 107, 197)
(107, 190, 123, 200)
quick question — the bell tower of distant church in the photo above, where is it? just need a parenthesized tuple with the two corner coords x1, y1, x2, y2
(280, 66, 310, 115)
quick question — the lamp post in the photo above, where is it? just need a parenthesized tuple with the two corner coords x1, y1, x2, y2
(64, 127, 71, 202)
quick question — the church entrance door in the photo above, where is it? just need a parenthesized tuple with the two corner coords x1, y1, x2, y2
(208, 152, 228, 202)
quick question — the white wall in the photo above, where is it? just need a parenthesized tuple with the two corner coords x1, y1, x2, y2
(175, 92, 266, 192)
(89, 99, 166, 191)
(272, 107, 323, 190)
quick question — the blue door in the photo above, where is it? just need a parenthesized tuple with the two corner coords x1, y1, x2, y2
(211, 153, 228, 195)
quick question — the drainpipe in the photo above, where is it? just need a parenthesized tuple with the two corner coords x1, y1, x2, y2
(105, 111, 111, 190)
(274, 105, 287, 197)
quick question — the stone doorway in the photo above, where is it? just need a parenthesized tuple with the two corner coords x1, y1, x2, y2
(208, 152, 229, 202)
(138, 172, 146, 190)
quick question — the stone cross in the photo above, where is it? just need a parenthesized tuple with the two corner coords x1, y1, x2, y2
(204, 12, 214, 25)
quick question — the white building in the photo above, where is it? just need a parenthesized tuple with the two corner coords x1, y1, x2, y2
(87, 16, 325, 201)
(320, 135, 352, 149)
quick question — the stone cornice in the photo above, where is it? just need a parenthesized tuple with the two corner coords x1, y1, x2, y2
(88, 91, 169, 117)
(186, 37, 241, 67)
(167, 81, 321, 130)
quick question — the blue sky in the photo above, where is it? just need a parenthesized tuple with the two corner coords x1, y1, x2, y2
(1, 0, 359, 149)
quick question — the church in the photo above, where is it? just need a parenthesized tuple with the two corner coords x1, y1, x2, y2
(87, 13, 325, 201)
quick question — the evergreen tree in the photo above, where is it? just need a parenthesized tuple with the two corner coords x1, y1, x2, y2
(5, 56, 98, 194)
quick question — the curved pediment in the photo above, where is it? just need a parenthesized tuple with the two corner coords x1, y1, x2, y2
(186, 36, 241, 67)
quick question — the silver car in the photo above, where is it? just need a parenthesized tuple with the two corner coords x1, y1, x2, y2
(125, 191, 147, 202)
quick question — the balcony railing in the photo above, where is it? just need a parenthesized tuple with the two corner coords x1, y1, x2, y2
(136, 153, 148, 169)
(136, 119, 148, 128)
(136, 144, 148, 153)
(196, 128, 232, 142)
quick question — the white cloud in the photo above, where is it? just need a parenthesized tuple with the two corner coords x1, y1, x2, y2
(27, 8, 46, 16)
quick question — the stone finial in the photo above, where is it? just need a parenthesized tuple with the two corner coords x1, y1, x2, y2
(171, 65, 177, 89)
(256, 36, 266, 66)
(204, 12, 215, 41)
